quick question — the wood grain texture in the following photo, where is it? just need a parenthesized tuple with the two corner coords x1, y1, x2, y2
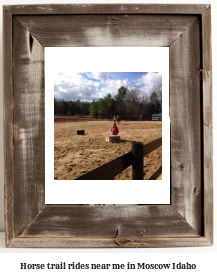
(3, 4, 213, 248)
(203, 125, 213, 243)
(20, 205, 198, 238)
(16, 15, 198, 47)
(201, 6, 213, 244)
(202, 5, 212, 128)
(4, 4, 207, 15)
(3, 7, 14, 247)
(13, 17, 45, 237)
(170, 17, 202, 235)
(8, 237, 212, 248)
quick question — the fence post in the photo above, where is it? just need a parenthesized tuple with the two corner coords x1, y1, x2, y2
(132, 142, 143, 180)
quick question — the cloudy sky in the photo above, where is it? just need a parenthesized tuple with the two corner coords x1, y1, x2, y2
(54, 72, 162, 102)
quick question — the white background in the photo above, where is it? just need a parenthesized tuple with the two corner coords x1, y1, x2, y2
(45, 47, 170, 204)
(0, 0, 216, 277)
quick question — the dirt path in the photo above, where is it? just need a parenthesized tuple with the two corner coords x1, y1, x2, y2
(54, 121, 162, 180)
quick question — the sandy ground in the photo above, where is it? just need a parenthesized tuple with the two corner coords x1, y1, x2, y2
(54, 121, 162, 180)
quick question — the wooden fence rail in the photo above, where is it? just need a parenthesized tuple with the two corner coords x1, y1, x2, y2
(75, 137, 162, 180)
(148, 166, 162, 180)
(54, 117, 110, 123)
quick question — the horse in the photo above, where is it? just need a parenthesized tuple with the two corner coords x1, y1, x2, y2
(117, 115, 121, 123)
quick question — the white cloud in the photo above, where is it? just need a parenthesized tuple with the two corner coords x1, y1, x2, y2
(54, 72, 162, 102)
(54, 72, 132, 101)
(54, 72, 103, 100)
(136, 72, 162, 97)
(103, 78, 130, 97)
(88, 72, 108, 83)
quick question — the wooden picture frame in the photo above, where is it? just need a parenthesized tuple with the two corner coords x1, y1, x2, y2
(3, 4, 213, 248)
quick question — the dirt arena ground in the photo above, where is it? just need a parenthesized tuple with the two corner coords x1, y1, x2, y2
(54, 121, 162, 180)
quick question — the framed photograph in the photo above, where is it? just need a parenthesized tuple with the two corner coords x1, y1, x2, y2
(4, 4, 213, 247)
(46, 47, 170, 205)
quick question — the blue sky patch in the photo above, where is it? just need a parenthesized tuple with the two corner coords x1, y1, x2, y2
(54, 72, 162, 102)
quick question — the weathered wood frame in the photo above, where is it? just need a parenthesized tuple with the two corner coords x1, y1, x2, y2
(3, 4, 212, 248)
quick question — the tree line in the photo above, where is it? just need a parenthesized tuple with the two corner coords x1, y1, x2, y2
(54, 86, 162, 120)
(54, 99, 90, 116)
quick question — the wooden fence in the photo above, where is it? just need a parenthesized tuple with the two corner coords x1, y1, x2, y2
(54, 117, 109, 123)
(75, 137, 162, 180)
